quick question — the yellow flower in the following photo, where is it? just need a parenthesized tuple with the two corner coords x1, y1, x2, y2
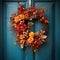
(29, 32, 34, 37)
(14, 16, 19, 23)
(19, 34, 25, 39)
(27, 37, 34, 44)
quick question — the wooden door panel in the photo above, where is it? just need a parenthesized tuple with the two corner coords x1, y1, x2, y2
(34, 2, 55, 60)
(3, 2, 31, 60)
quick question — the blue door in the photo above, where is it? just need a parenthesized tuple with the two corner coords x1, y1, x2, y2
(3, 0, 55, 60)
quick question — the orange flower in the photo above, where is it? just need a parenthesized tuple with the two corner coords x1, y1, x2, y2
(19, 14, 25, 20)
(29, 32, 34, 37)
(19, 34, 25, 39)
(27, 37, 34, 44)
(14, 16, 19, 23)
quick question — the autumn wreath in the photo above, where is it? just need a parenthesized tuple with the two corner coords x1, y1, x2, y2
(10, 3, 49, 52)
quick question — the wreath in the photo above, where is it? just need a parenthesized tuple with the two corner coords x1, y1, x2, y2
(10, 3, 49, 52)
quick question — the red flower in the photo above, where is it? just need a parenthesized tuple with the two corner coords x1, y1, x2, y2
(18, 6, 24, 14)
(30, 7, 35, 12)
(16, 23, 28, 33)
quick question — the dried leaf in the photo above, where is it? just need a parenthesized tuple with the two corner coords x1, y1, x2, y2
(41, 35, 47, 39)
